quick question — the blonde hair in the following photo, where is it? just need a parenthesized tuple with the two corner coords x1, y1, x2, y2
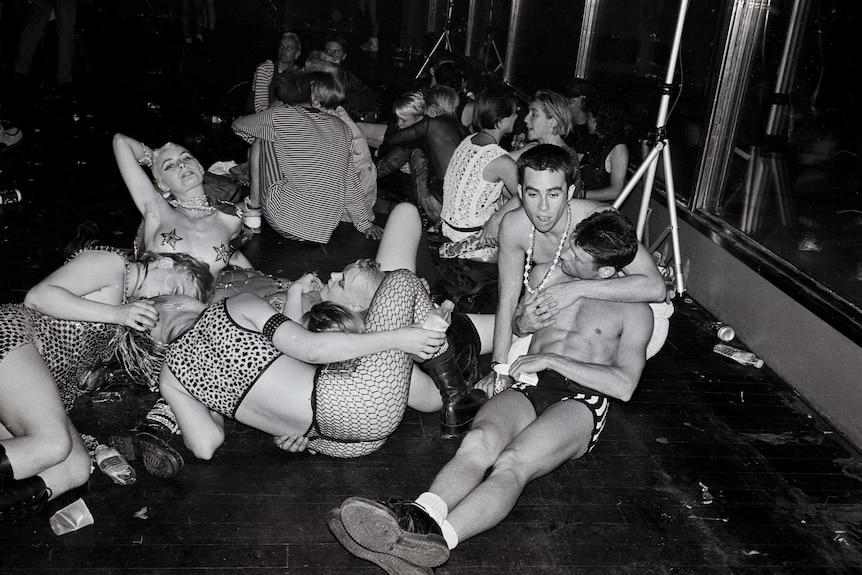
(425, 85, 459, 118)
(393, 91, 426, 119)
(309, 71, 345, 109)
(532, 90, 573, 137)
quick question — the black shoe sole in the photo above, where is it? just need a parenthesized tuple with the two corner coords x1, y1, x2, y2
(327, 509, 433, 575)
(340, 497, 450, 568)
(110, 433, 184, 479)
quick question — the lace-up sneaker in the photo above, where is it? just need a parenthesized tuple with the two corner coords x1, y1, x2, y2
(327, 508, 432, 575)
(339, 497, 450, 568)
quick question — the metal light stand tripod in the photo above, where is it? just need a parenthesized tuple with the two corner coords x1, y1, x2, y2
(613, 0, 689, 297)
(416, 0, 456, 79)
(739, 0, 808, 234)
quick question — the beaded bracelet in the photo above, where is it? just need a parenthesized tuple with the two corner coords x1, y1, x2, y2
(137, 144, 153, 167)
(262, 313, 291, 341)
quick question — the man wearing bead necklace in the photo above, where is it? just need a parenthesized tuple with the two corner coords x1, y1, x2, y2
(330, 198, 654, 573)
(486, 143, 672, 392)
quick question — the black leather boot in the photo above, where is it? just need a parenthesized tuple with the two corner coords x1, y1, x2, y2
(1, 473, 52, 522)
(0, 444, 13, 477)
(448, 310, 480, 386)
(110, 399, 184, 479)
(422, 345, 487, 438)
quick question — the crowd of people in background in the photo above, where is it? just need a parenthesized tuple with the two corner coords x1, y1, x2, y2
(0, 7, 676, 575)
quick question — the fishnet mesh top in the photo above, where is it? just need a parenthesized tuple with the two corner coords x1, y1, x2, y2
(0, 248, 128, 411)
(440, 135, 507, 242)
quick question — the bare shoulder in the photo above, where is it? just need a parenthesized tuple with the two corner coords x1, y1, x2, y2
(499, 207, 531, 246)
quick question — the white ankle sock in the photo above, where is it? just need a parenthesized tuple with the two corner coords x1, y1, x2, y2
(441, 520, 459, 549)
(414, 492, 447, 526)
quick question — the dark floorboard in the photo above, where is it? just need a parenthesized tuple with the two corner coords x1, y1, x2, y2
(3, 10, 862, 575)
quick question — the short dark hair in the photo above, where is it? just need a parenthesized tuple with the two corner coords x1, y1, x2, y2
(516, 144, 580, 189)
(572, 211, 638, 271)
(472, 87, 518, 131)
(275, 69, 311, 104)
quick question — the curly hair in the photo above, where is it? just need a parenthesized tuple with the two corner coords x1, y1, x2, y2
(585, 92, 627, 139)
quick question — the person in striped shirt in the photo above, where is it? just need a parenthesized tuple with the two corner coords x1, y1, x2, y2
(232, 69, 383, 243)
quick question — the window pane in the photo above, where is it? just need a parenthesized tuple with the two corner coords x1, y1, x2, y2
(708, 0, 862, 305)
(587, 0, 724, 204)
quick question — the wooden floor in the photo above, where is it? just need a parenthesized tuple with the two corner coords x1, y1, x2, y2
(3, 10, 862, 574)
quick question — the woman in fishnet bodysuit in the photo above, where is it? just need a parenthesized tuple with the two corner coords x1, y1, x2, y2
(156, 268, 448, 459)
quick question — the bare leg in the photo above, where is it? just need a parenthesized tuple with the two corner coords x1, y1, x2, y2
(376, 201, 421, 272)
(407, 366, 442, 412)
(0, 344, 90, 498)
(440, 399, 591, 543)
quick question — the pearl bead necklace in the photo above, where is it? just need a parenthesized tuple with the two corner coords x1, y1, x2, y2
(168, 195, 216, 212)
(523, 203, 572, 295)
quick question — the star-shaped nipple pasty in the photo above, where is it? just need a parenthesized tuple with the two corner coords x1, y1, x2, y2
(161, 229, 183, 249)
(213, 243, 234, 263)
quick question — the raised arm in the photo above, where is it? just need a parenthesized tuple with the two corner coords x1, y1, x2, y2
(24, 250, 158, 331)
(227, 293, 445, 363)
(112, 133, 165, 216)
